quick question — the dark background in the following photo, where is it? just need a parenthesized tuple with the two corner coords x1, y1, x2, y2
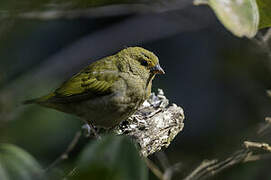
(0, 2, 271, 179)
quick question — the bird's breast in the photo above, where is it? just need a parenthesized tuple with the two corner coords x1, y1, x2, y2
(78, 73, 150, 128)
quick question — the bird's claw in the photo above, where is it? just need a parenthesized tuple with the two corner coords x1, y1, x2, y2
(81, 124, 91, 137)
(81, 123, 101, 139)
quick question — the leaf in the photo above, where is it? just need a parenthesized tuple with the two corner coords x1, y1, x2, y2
(73, 135, 148, 180)
(257, 0, 271, 29)
(194, 0, 259, 38)
(0, 143, 44, 180)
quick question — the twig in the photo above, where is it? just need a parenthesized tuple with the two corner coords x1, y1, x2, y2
(183, 116, 271, 180)
(183, 159, 218, 180)
(244, 153, 271, 162)
(244, 141, 271, 152)
(257, 116, 271, 135)
(45, 131, 82, 172)
(155, 152, 171, 170)
(155, 152, 182, 180)
(163, 162, 182, 180)
(183, 145, 271, 180)
(262, 28, 271, 43)
(144, 158, 164, 180)
(63, 167, 78, 180)
(183, 150, 251, 180)
(265, 117, 271, 123)
(253, 28, 271, 58)
(145, 155, 181, 180)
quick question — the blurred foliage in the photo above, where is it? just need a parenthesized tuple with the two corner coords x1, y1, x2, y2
(0, 144, 44, 180)
(0, 0, 146, 11)
(194, 0, 271, 38)
(257, 0, 271, 29)
(73, 135, 148, 180)
(0, 135, 148, 180)
(2, 106, 81, 162)
(194, 0, 259, 38)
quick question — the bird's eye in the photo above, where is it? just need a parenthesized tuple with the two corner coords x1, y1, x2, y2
(141, 60, 149, 66)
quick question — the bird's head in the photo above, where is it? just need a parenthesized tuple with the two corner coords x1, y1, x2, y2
(120, 47, 165, 75)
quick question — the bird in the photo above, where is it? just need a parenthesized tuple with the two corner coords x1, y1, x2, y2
(24, 47, 165, 130)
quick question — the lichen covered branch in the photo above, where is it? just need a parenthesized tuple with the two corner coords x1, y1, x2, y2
(117, 89, 185, 157)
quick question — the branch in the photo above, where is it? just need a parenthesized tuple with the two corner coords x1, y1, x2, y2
(262, 28, 271, 43)
(163, 162, 182, 180)
(156, 152, 182, 180)
(183, 144, 271, 180)
(144, 156, 182, 180)
(144, 158, 164, 180)
(183, 117, 271, 180)
(115, 89, 184, 180)
(183, 150, 252, 180)
(117, 89, 185, 157)
(244, 141, 271, 152)
(0, 1, 191, 20)
(257, 116, 271, 135)
(253, 28, 271, 58)
(32, 88, 183, 180)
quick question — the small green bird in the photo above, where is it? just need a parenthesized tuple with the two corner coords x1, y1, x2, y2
(24, 47, 164, 129)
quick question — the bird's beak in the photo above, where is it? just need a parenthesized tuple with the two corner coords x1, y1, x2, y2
(151, 64, 165, 74)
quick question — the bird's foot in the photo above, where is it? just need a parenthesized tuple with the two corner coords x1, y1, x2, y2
(81, 123, 101, 140)
(81, 124, 91, 137)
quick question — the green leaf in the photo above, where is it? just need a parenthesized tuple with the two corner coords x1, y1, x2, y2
(257, 0, 271, 29)
(194, 0, 259, 38)
(73, 135, 148, 180)
(0, 144, 44, 180)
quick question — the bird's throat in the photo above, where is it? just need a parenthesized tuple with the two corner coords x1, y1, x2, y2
(145, 73, 155, 97)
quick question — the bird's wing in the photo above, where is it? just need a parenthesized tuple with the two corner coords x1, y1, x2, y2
(50, 62, 119, 102)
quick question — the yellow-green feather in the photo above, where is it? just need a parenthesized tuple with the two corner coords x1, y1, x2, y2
(23, 92, 56, 104)
(23, 47, 163, 128)
(48, 57, 119, 101)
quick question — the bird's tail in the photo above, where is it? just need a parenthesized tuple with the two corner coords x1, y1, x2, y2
(23, 93, 55, 105)
(23, 99, 38, 104)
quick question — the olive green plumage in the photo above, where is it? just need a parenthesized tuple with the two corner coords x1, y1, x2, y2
(24, 47, 164, 128)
